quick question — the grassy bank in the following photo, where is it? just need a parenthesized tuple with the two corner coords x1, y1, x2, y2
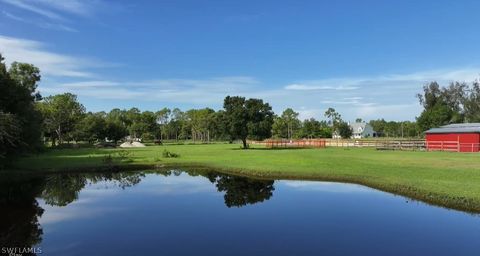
(11, 143, 480, 212)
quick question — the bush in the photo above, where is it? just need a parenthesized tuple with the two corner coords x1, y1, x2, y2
(162, 149, 180, 158)
(102, 154, 113, 164)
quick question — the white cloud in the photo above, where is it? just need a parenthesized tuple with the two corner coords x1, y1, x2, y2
(276, 69, 480, 121)
(2, 10, 77, 32)
(0, 35, 107, 77)
(2, 10, 25, 22)
(281, 180, 373, 193)
(286, 69, 480, 92)
(60, 80, 121, 88)
(32, 0, 99, 17)
(354, 103, 419, 120)
(1, 0, 116, 32)
(43, 76, 260, 102)
(0, 0, 103, 20)
(285, 83, 359, 91)
(1, 33, 477, 121)
(39, 67, 480, 121)
(1, 0, 64, 20)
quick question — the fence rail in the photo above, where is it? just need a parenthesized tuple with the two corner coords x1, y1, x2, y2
(325, 139, 426, 150)
(264, 139, 326, 148)
(426, 141, 480, 152)
(252, 138, 479, 152)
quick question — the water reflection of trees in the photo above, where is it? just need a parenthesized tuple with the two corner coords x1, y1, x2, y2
(41, 172, 144, 206)
(0, 169, 274, 252)
(0, 171, 145, 253)
(0, 176, 44, 249)
(162, 169, 275, 207)
(204, 172, 275, 208)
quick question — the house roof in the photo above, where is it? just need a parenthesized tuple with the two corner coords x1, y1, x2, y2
(425, 123, 480, 134)
(350, 122, 373, 133)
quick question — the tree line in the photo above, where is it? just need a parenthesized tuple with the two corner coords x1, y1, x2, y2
(416, 81, 480, 131)
(2, 54, 480, 165)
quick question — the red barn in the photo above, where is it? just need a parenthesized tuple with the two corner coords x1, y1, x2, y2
(425, 123, 480, 152)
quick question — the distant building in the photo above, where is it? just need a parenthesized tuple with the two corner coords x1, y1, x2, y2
(350, 122, 375, 139)
(332, 122, 376, 139)
(425, 123, 480, 152)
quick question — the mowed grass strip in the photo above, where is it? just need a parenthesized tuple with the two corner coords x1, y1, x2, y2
(12, 143, 480, 212)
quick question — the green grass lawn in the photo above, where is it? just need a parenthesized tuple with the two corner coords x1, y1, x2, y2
(10, 143, 480, 212)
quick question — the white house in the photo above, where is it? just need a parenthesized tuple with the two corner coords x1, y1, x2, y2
(332, 122, 376, 139)
(350, 122, 375, 139)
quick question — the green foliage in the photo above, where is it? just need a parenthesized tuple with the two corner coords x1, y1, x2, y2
(271, 108, 301, 139)
(206, 172, 274, 207)
(464, 81, 480, 122)
(38, 93, 86, 145)
(162, 149, 180, 158)
(416, 80, 480, 130)
(185, 108, 217, 142)
(324, 107, 342, 126)
(102, 154, 114, 164)
(74, 112, 107, 143)
(0, 54, 43, 165)
(299, 118, 332, 138)
(8, 62, 42, 100)
(369, 119, 421, 138)
(337, 122, 353, 139)
(223, 96, 274, 148)
(0, 112, 22, 161)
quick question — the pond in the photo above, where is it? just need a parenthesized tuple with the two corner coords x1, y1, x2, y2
(1, 169, 479, 256)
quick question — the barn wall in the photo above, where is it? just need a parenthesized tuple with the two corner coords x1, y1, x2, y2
(426, 133, 480, 152)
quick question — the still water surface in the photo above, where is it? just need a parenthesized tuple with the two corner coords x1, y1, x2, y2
(1, 169, 479, 256)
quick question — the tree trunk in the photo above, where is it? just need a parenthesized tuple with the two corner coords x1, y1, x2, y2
(56, 125, 62, 145)
(242, 138, 248, 149)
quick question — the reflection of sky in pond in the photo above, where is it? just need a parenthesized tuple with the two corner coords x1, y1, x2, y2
(39, 172, 218, 226)
(279, 180, 374, 193)
(25, 171, 480, 256)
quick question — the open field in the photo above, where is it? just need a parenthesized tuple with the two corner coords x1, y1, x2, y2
(10, 143, 480, 212)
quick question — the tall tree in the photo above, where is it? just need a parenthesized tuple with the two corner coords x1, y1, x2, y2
(156, 107, 171, 140)
(272, 108, 301, 139)
(73, 112, 107, 143)
(464, 81, 480, 122)
(169, 108, 185, 140)
(324, 107, 342, 126)
(38, 93, 85, 145)
(416, 81, 467, 130)
(337, 122, 353, 139)
(299, 118, 332, 138)
(223, 96, 274, 149)
(0, 55, 43, 164)
(324, 107, 345, 138)
(8, 62, 42, 101)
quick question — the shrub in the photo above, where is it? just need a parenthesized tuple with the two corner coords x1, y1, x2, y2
(102, 154, 113, 164)
(162, 149, 180, 158)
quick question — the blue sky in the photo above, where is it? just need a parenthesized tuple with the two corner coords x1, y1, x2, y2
(1, 0, 480, 121)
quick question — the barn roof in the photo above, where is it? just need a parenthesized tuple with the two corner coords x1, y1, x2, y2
(425, 123, 480, 134)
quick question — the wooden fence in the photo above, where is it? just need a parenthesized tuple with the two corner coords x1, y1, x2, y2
(254, 138, 479, 152)
(325, 139, 426, 151)
(426, 141, 480, 152)
(264, 139, 326, 148)
(375, 140, 426, 151)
